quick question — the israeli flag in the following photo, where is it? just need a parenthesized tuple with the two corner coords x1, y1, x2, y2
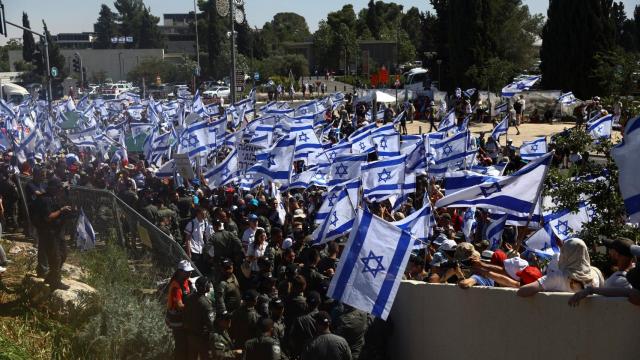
(178, 120, 211, 158)
(462, 207, 477, 242)
(525, 223, 559, 257)
(131, 122, 153, 139)
(350, 130, 375, 154)
(487, 214, 508, 250)
(444, 170, 504, 195)
(292, 124, 323, 160)
(361, 155, 406, 201)
(16, 129, 41, 163)
(612, 116, 640, 224)
(435, 152, 553, 214)
(470, 162, 508, 176)
(494, 102, 509, 114)
(491, 115, 509, 140)
(546, 202, 596, 242)
(501, 75, 540, 97)
(311, 142, 352, 167)
(155, 159, 176, 178)
(248, 136, 296, 186)
(205, 148, 238, 188)
(288, 166, 328, 190)
(311, 187, 356, 245)
(372, 134, 401, 158)
(192, 91, 208, 116)
(586, 114, 613, 139)
(438, 110, 456, 131)
(328, 153, 368, 187)
(327, 209, 414, 320)
(392, 202, 433, 248)
(558, 92, 578, 105)
(519, 137, 547, 161)
(75, 208, 96, 251)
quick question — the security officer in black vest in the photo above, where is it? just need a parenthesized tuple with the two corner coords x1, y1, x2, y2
(244, 318, 285, 360)
(184, 276, 215, 360)
(211, 311, 242, 359)
(214, 258, 242, 314)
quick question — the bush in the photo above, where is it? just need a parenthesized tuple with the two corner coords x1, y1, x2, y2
(71, 244, 173, 360)
(0, 334, 30, 360)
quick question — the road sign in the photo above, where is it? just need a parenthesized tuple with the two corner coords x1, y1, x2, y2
(193, 65, 201, 77)
(51, 67, 58, 78)
(254, 72, 260, 81)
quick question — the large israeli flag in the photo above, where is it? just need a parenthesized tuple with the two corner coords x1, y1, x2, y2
(558, 92, 579, 105)
(328, 153, 368, 187)
(177, 120, 211, 157)
(372, 134, 401, 158)
(546, 202, 595, 242)
(487, 214, 508, 250)
(75, 208, 96, 251)
(443, 170, 504, 195)
(524, 223, 559, 258)
(435, 152, 553, 214)
(501, 75, 540, 97)
(327, 209, 414, 320)
(248, 136, 296, 186)
(586, 114, 613, 139)
(491, 115, 509, 140)
(311, 187, 356, 245)
(392, 202, 433, 248)
(361, 154, 406, 201)
(612, 115, 640, 224)
(205, 148, 238, 188)
(519, 137, 547, 161)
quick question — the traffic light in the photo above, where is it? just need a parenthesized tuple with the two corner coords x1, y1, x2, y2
(81, 67, 87, 85)
(0, 2, 6, 37)
(72, 57, 80, 73)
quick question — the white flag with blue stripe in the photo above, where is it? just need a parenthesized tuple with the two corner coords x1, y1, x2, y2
(586, 114, 613, 139)
(487, 214, 508, 250)
(361, 154, 406, 201)
(372, 134, 401, 158)
(491, 115, 509, 140)
(435, 152, 553, 214)
(248, 136, 296, 186)
(612, 115, 640, 224)
(462, 207, 477, 242)
(75, 208, 96, 251)
(501, 75, 540, 97)
(443, 170, 505, 195)
(327, 209, 414, 320)
(524, 223, 559, 258)
(177, 120, 211, 158)
(311, 187, 356, 245)
(328, 153, 368, 187)
(392, 202, 433, 249)
(558, 92, 578, 105)
(519, 137, 547, 161)
(546, 202, 595, 242)
(205, 148, 238, 188)
(438, 110, 455, 131)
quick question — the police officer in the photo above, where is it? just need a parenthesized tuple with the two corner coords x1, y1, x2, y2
(229, 289, 260, 349)
(301, 312, 352, 360)
(184, 276, 215, 360)
(333, 304, 369, 360)
(214, 259, 242, 314)
(269, 299, 286, 352)
(209, 219, 244, 267)
(288, 291, 320, 358)
(211, 311, 242, 359)
(33, 177, 73, 290)
(244, 318, 284, 360)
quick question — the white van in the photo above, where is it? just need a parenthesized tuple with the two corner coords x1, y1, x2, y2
(1, 82, 29, 104)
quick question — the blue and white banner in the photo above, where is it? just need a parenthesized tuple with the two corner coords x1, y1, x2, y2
(546, 202, 596, 242)
(443, 170, 504, 195)
(519, 137, 547, 161)
(435, 152, 553, 214)
(328, 153, 368, 187)
(372, 134, 401, 158)
(612, 115, 640, 224)
(491, 115, 509, 140)
(75, 208, 96, 251)
(501, 75, 540, 97)
(487, 214, 508, 250)
(361, 154, 406, 201)
(524, 223, 559, 258)
(177, 120, 211, 158)
(328, 209, 414, 320)
(205, 148, 238, 188)
(392, 202, 433, 248)
(248, 136, 296, 186)
(586, 114, 613, 139)
(311, 187, 356, 245)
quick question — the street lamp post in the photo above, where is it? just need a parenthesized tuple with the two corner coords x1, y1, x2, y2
(229, 0, 237, 104)
(74, 52, 84, 91)
(436, 59, 442, 88)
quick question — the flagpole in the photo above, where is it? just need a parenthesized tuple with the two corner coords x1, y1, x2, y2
(518, 150, 554, 250)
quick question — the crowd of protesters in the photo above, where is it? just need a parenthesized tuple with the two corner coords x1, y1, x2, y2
(0, 88, 637, 360)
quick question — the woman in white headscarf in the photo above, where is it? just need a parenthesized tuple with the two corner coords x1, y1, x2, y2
(517, 238, 604, 297)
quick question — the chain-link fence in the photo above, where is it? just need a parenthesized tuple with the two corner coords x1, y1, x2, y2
(15, 175, 200, 278)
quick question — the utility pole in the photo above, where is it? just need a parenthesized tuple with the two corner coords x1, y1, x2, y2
(229, 0, 237, 104)
(193, 0, 200, 92)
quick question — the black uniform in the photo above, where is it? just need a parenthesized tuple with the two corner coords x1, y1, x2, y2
(244, 335, 284, 360)
(32, 194, 71, 288)
(183, 292, 215, 360)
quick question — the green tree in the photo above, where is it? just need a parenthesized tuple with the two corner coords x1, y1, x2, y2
(41, 21, 66, 87)
(366, 0, 382, 40)
(313, 5, 357, 72)
(138, 6, 164, 49)
(0, 39, 23, 72)
(466, 57, 516, 93)
(592, 48, 640, 96)
(113, 0, 144, 48)
(94, 4, 118, 49)
(541, 0, 616, 98)
(22, 12, 36, 63)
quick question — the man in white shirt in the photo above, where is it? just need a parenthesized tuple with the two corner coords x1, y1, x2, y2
(184, 207, 213, 273)
(602, 237, 635, 289)
(241, 213, 259, 252)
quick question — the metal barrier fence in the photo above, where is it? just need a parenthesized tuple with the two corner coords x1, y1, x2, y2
(15, 175, 200, 278)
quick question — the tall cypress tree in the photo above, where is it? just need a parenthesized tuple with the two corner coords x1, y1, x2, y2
(22, 12, 36, 63)
(41, 21, 67, 86)
(94, 4, 118, 49)
(541, 0, 615, 98)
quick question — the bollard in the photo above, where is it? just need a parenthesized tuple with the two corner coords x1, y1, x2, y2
(419, 126, 422, 134)
(335, 86, 337, 92)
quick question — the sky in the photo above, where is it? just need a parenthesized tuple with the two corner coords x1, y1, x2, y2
(1, 0, 639, 45)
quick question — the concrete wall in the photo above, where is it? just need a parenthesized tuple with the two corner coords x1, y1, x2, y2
(9, 48, 164, 82)
(389, 281, 639, 360)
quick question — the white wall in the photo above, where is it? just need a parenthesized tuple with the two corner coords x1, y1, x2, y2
(389, 281, 639, 360)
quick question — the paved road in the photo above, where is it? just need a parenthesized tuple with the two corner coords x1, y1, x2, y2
(300, 76, 355, 94)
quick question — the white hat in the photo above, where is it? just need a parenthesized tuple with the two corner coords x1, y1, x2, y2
(481, 250, 494, 261)
(282, 237, 293, 250)
(504, 257, 529, 280)
(293, 208, 306, 219)
(439, 239, 457, 252)
(177, 260, 195, 272)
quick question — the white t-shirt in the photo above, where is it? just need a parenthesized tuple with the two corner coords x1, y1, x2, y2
(247, 241, 268, 272)
(604, 269, 633, 289)
(242, 228, 256, 250)
(185, 218, 213, 255)
(538, 268, 602, 293)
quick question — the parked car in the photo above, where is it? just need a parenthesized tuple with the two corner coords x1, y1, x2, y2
(203, 85, 230, 99)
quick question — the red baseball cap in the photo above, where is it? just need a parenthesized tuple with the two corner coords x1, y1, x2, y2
(490, 249, 507, 266)
(516, 266, 543, 285)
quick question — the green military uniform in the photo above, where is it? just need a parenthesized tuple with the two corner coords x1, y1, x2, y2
(244, 335, 284, 360)
(210, 230, 244, 265)
(158, 207, 180, 238)
(334, 307, 369, 360)
(229, 305, 260, 349)
(272, 318, 286, 349)
(211, 330, 236, 360)
(141, 203, 159, 226)
(183, 292, 216, 360)
(214, 274, 242, 314)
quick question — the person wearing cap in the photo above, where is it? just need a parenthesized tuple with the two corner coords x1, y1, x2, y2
(301, 311, 352, 360)
(333, 304, 369, 360)
(183, 276, 215, 360)
(269, 298, 286, 349)
(242, 214, 259, 252)
(184, 207, 214, 273)
(209, 218, 244, 268)
(166, 260, 195, 360)
(31, 176, 74, 290)
(455, 243, 495, 289)
(427, 239, 457, 283)
(214, 258, 242, 315)
(211, 311, 242, 359)
(601, 237, 636, 289)
(230, 289, 260, 349)
(288, 291, 321, 357)
(244, 318, 284, 360)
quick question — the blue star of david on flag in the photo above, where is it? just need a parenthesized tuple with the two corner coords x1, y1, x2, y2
(586, 205, 596, 218)
(359, 142, 366, 151)
(480, 182, 502, 197)
(188, 134, 199, 147)
(361, 250, 385, 278)
(329, 151, 337, 160)
(379, 138, 388, 150)
(328, 192, 339, 207)
(377, 168, 392, 182)
(298, 133, 309, 142)
(291, 172, 301, 181)
(267, 154, 276, 166)
(335, 163, 349, 177)
(221, 165, 230, 177)
(442, 144, 453, 156)
(314, 171, 325, 180)
(555, 220, 571, 237)
(330, 212, 339, 227)
(530, 143, 539, 152)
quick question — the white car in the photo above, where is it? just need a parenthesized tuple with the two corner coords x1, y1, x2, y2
(203, 86, 230, 99)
